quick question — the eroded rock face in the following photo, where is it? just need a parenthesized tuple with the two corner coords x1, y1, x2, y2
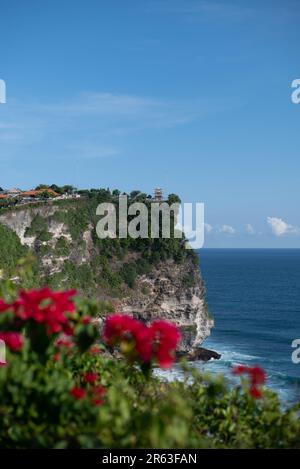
(0, 205, 91, 276)
(120, 259, 214, 352)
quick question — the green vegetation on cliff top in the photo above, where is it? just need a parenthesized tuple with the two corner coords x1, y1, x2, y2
(0, 188, 199, 296)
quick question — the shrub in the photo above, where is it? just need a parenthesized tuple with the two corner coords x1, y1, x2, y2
(54, 236, 69, 256)
(0, 276, 300, 448)
(25, 214, 52, 242)
(0, 257, 300, 449)
(0, 224, 28, 275)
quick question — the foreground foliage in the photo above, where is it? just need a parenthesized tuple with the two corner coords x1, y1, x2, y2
(0, 272, 300, 449)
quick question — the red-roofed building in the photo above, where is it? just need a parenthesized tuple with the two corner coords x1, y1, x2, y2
(21, 189, 59, 198)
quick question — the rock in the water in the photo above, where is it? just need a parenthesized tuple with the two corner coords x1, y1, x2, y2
(176, 347, 221, 362)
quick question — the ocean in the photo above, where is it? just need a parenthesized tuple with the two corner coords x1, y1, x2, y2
(199, 248, 300, 405)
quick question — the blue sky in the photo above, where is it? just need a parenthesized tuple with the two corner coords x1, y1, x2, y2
(0, 0, 299, 247)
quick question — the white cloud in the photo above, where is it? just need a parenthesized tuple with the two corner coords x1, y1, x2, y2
(204, 223, 213, 233)
(0, 92, 224, 155)
(245, 223, 255, 235)
(267, 217, 300, 237)
(219, 224, 235, 235)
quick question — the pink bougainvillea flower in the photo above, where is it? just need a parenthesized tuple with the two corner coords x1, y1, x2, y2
(92, 385, 107, 406)
(12, 288, 77, 335)
(104, 314, 142, 344)
(103, 314, 181, 368)
(0, 299, 10, 313)
(232, 365, 266, 399)
(70, 386, 86, 400)
(250, 385, 263, 399)
(55, 337, 74, 349)
(232, 364, 249, 375)
(84, 372, 99, 383)
(249, 366, 266, 385)
(103, 314, 153, 362)
(53, 352, 61, 362)
(62, 323, 75, 336)
(0, 332, 24, 352)
(150, 320, 181, 368)
(82, 316, 93, 325)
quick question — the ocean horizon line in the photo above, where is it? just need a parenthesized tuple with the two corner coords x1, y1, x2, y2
(199, 247, 300, 250)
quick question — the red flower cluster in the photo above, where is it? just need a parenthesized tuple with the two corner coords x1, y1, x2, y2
(84, 371, 106, 405)
(0, 288, 78, 354)
(0, 332, 24, 351)
(233, 365, 266, 399)
(70, 386, 86, 400)
(84, 372, 98, 383)
(92, 385, 106, 406)
(70, 372, 106, 406)
(82, 316, 92, 325)
(104, 314, 153, 362)
(103, 314, 181, 368)
(55, 337, 74, 349)
(151, 320, 181, 369)
(53, 336, 75, 361)
(0, 300, 10, 313)
(13, 288, 76, 334)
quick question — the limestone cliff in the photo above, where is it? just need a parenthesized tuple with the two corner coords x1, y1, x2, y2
(0, 199, 213, 351)
(120, 260, 213, 350)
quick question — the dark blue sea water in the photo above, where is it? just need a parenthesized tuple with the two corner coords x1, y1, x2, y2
(199, 249, 300, 404)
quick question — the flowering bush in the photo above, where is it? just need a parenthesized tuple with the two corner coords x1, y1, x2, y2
(0, 278, 300, 448)
(0, 286, 101, 360)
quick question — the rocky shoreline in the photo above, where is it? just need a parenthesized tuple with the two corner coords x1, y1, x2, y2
(176, 347, 221, 362)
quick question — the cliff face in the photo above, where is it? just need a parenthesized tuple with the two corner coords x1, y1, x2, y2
(0, 204, 93, 277)
(120, 260, 213, 350)
(0, 201, 213, 351)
